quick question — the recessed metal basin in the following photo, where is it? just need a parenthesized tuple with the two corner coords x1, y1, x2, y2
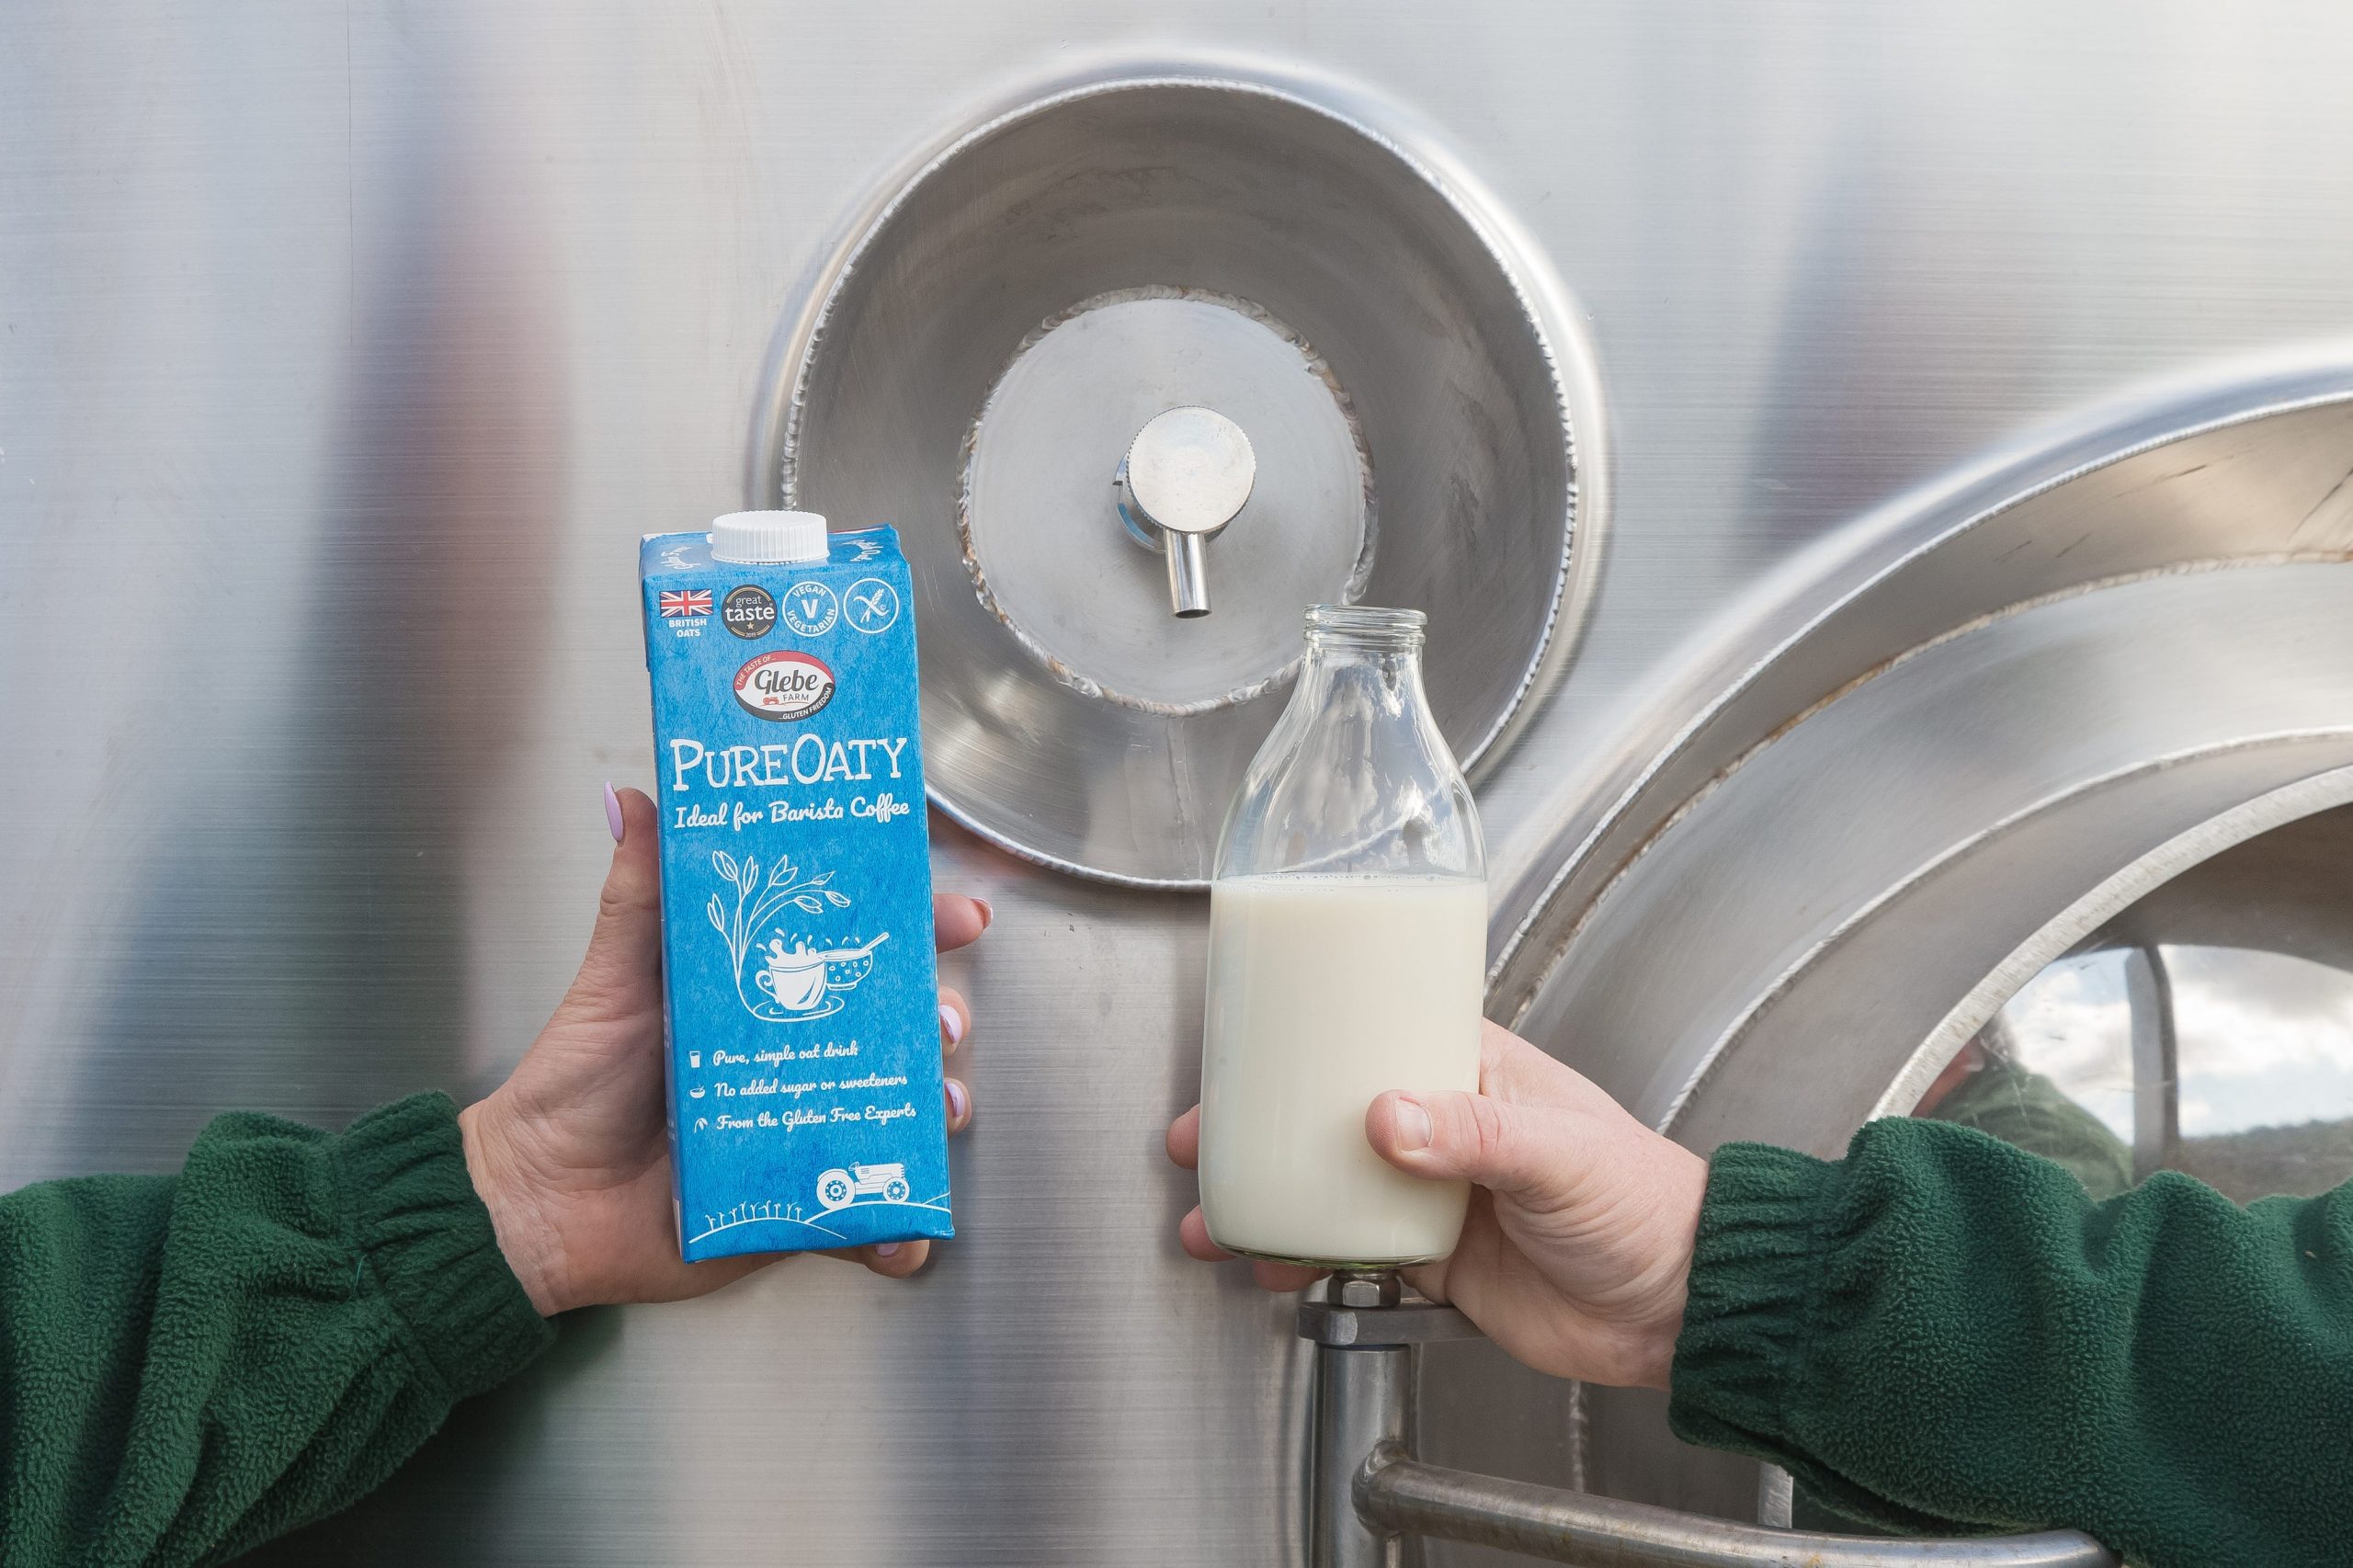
(776, 75, 1585, 885)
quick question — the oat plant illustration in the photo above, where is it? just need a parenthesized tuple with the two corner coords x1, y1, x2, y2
(707, 850, 851, 1017)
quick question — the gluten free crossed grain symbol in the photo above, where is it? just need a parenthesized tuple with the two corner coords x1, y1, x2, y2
(847, 579, 899, 632)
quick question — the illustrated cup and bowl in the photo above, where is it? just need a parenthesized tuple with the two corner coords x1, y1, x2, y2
(756, 932, 891, 1013)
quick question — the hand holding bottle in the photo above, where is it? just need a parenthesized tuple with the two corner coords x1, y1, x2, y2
(1168, 1019, 1710, 1391)
(1196, 606, 1487, 1267)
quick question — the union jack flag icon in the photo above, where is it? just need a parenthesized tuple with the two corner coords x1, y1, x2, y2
(659, 589, 713, 619)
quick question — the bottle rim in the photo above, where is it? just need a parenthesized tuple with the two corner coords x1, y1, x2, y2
(1304, 604, 1425, 647)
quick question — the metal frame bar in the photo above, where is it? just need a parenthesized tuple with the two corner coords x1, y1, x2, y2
(2122, 943, 2179, 1186)
(1302, 1290, 2118, 1568)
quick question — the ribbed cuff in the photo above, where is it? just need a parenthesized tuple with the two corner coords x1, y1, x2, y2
(1666, 1141, 1838, 1452)
(336, 1093, 553, 1400)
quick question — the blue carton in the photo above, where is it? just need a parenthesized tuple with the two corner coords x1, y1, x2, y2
(639, 520, 950, 1260)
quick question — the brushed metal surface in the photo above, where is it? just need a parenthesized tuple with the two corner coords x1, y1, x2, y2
(11, 4, 2353, 1566)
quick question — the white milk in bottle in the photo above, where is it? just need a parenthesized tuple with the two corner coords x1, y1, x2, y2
(1199, 873, 1483, 1263)
(1196, 605, 1487, 1267)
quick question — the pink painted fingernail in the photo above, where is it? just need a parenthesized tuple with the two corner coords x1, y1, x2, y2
(604, 783, 624, 844)
(940, 1004, 964, 1046)
(873, 1242, 900, 1258)
(974, 897, 995, 929)
(946, 1078, 970, 1121)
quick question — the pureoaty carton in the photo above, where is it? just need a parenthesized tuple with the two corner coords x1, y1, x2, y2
(639, 511, 950, 1261)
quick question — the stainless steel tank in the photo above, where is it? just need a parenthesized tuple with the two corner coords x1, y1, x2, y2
(6, 5, 2353, 1565)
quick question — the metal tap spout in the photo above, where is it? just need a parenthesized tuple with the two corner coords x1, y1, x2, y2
(1115, 404, 1257, 618)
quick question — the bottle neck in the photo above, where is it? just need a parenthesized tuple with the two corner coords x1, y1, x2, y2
(1211, 604, 1482, 881)
(1303, 604, 1424, 653)
(1300, 606, 1426, 694)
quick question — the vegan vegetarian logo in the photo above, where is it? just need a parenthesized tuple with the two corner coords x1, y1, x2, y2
(781, 581, 839, 636)
(732, 650, 835, 722)
(722, 584, 778, 639)
(658, 588, 713, 619)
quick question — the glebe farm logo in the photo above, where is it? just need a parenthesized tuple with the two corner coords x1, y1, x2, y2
(733, 651, 835, 722)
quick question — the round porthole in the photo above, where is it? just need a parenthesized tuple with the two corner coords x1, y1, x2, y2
(774, 74, 1591, 886)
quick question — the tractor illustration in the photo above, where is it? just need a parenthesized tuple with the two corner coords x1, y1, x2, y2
(815, 1163, 912, 1210)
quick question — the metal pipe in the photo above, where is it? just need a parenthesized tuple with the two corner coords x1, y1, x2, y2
(1357, 1450, 2117, 1568)
(1167, 530, 1212, 617)
(1312, 1346, 1415, 1568)
(1302, 1280, 2119, 1568)
(2123, 943, 2179, 1185)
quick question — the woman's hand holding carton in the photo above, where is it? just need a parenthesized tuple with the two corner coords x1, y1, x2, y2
(460, 785, 986, 1315)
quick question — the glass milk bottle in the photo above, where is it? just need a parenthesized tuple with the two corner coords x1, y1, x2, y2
(1197, 605, 1485, 1267)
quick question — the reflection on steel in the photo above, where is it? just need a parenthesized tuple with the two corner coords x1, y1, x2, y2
(1307, 1292, 2115, 1568)
(1888, 773, 2353, 1129)
(1358, 1453, 2115, 1568)
(1926, 802, 2353, 1203)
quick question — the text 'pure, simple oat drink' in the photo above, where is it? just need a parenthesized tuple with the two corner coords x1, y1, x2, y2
(639, 510, 950, 1261)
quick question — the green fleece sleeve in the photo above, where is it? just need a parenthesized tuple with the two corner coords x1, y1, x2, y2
(1668, 1116, 2353, 1568)
(0, 1093, 553, 1568)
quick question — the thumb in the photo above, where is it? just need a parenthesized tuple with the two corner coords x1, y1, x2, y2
(566, 785, 662, 1010)
(1367, 1089, 1580, 1209)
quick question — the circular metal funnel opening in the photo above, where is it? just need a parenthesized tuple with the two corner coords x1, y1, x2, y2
(776, 75, 1583, 885)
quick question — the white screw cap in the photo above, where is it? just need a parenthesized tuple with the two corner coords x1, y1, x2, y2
(710, 509, 830, 564)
